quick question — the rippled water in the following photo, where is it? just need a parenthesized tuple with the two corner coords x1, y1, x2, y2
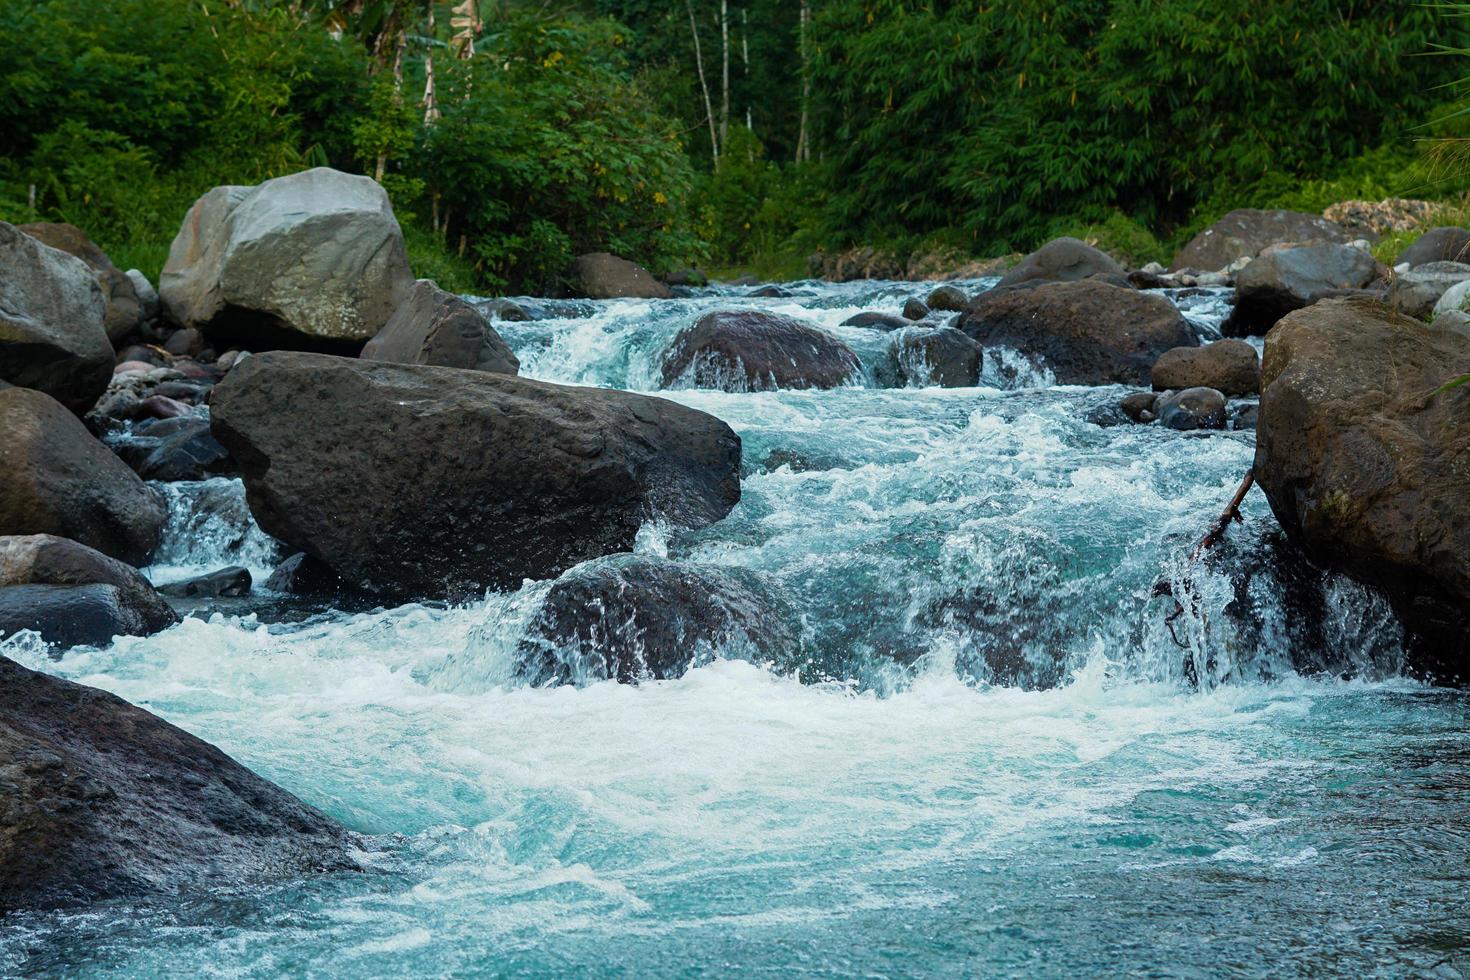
(3, 280, 1467, 977)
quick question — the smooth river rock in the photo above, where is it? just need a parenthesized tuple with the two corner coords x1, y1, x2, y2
(18, 222, 143, 343)
(571, 252, 671, 300)
(360, 279, 519, 374)
(210, 352, 742, 597)
(661, 310, 861, 391)
(1151, 339, 1260, 396)
(996, 237, 1123, 288)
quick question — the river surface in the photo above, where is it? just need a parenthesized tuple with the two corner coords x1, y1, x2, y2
(3, 280, 1468, 977)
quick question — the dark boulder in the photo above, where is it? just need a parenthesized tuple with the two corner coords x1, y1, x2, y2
(0, 653, 354, 912)
(885, 326, 982, 388)
(1155, 386, 1227, 431)
(996, 237, 1123, 288)
(748, 284, 792, 298)
(841, 312, 911, 331)
(113, 417, 234, 483)
(361, 279, 518, 375)
(516, 554, 799, 685)
(1387, 261, 1470, 320)
(571, 252, 671, 300)
(163, 327, 205, 357)
(157, 566, 252, 599)
(1119, 391, 1160, 423)
(1171, 209, 1353, 272)
(925, 284, 969, 312)
(1223, 244, 1383, 336)
(0, 221, 113, 414)
(18, 222, 143, 344)
(660, 310, 861, 391)
(955, 279, 1197, 385)
(210, 352, 742, 598)
(1151, 339, 1260, 396)
(0, 387, 166, 564)
(1255, 297, 1470, 681)
(902, 297, 930, 320)
(1398, 227, 1470, 268)
(265, 553, 349, 597)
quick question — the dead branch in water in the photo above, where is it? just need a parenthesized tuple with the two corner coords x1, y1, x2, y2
(1157, 468, 1257, 648)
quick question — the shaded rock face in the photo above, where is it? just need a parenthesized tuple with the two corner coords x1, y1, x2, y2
(996, 237, 1123, 288)
(516, 554, 799, 685)
(1398, 226, 1470, 268)
(0, 387, 165, 565)
(571, 252, 671, 300)
(1223, 244, 1383, 336)
(0, 222, 113, 415)
(886, 327, 982, 388)
(1170, 209, 1353, 272)
(112, 417, 234, 483)
(901, 297, 930, 320)
(18, 222, 143, 344)
(1151, 339, 1260, 396)
(0, 654, 354, 913)
(660, 311, 861, 391)
(210, 352, 742, 598)
(0, 535, 177, 649)
(955, 280, 1197, 385)
(1255, 298, 1470, 681)
(360, 279, 518, 375)
(1430, 309, 1470, 340)
(841, 312, 910, 331)
(159, 169, 414, 349)
(1155, 387, 1227, 431)
(1390, 261, 1470, 320)
(157, 566, 252, 599)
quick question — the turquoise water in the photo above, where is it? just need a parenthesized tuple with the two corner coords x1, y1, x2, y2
(3, 282, 1466, 977)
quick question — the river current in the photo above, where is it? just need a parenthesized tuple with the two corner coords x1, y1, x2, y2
(3, 280, 1467, 977)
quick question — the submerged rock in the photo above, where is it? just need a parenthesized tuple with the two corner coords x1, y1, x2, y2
(1171, 208, 1353, 272)
(1151, 339, 1260, 396)
(885, 326, 982, 388)
(516, 554, 799, 685)
(361, 279, 518, 374)
(661, 310, 861, 391)
(0, 221, 113, 414)
(1223, 244, 1383, 336)
(211, 352, 742, 597)
(0, 387, 166, 565)
(0, 653, 355, 912)
(997, 237, 1123, 288)
(955, 279, 1196, 385)
(1255, 297, 1470, 681)
(157, 566, 252, 599)
(841, 312, 911, 331)
(571, 252, 671, 300)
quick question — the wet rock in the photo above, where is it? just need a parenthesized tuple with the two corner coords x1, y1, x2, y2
(955, 279, 1196, 385)
(0, 221, 113, 414)
(1155, 386, 1227, 431)
(0, 653, 355, 912)
(1223, 244, 1383, 336)
(159, 168, 414, 349)
(1387, 261, 1470, 320)
(211, 352, 742, 598)
(841, 312, 911, 331)
(361, 279, 518, 375)
(1229, 402, 1259, 431)
(1128, 268, 1174, 290)
(115, 345, 168, 369)
(157, 566, 252, 598)
(0, 387, 165, 564)
(571, 252, 671, 300)
(1171, 208, 1353, 272)
(114, 417, 234, 482)
(902, 297, 930, 320)
(136, 394, 192, 421)
(1151, 339, 1260, 396)
(996, 237, 1123, 288)
(264, 552, 348, 596)
(1255, 297, 1470, 681)
(661, 310, 861, 391)
(471, 298, 532, 322)
(748, 284, 792, 298)
(516, 554, 799, 685)
(1119, 390, 1160, 423)
(885, 326, 982, 388)
(18, 222, 143, 344)
(925, 284, 969, 312)
(0, 585, 169, 651)
(1397, 226, 1470, 268)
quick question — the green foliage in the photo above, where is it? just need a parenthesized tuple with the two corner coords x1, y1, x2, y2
(1044, 210, 1167, 269)
(401, 219, 480, 295)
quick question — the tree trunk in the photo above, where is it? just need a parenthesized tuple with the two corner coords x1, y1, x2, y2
(741, 7, 751, 139)
(422, 4, 439, 124)
(796, 0, 811, 164)
(720, 0, 731, 148)
(687, 0, 719, 163)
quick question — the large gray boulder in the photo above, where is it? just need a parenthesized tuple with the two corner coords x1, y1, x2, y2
(0, 222, 112, 414)
(1388, 261, 1470, 320)
(0, 387, 166, 565)
(1151, 339, 1260, 395)
(210, 352, 742, 598)
(955, 280, 1196, 385)
(0, 653, 354, 912)
(361, 279, 519, 374)
(661, 310, 861, 391)
(1255, 297, 1470, 680)
(996, 237, 1123, 288)
(1223, 244, 1383, 336)
(159, 168, 414, 348)
(1398, 227, 1470, 268)
(571, 252, 671, 300)
(18, 222, 143, 343)
(1171, 209, 1354, 272)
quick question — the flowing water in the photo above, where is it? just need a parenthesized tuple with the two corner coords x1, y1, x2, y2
(3, 281, 1468, 977)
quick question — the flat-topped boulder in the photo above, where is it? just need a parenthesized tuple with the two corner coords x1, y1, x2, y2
(159, 168, 414, 349)
(1223, 244, 1383, 336)
(661, 310, 861, 391)
(1171, 208, 1354, 272)
(210, 352, 742, 597)
(996, 237, 1123, 288)
(361, 279, 518, 374)
(1151, 339, 1260, 395)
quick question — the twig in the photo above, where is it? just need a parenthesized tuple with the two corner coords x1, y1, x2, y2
(1157, 468, 1257, 649)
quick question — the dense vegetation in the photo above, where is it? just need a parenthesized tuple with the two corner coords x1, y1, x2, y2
(2, 0, 1467, 291)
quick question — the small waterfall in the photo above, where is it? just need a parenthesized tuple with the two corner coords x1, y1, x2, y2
(147, 478, 282, 583)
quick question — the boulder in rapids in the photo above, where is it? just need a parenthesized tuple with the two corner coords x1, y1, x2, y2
(571, 252, 672, 300)
(841, 311, 911, 331)
(996, 237, 1123, 288)
(1155, 386, 1227, 431)
(1223, 244, 1384, 336)
(210, 352, 742, 597)
(660, 310, 861, 391)
(1170, 208, 1354, 272)
(516, 554, 799, 685)
(1255, 297, 1470, 681)
(902, 297, 930, 320)
(360, 279, 519, 374)
(0, 653, 355, 912)
(925, 284, 969, 312)
(159, 168, 414, 349)
(18, 222, 144, 344)
(0, 221, 113, 414)
(954, 279, 1197, 385)
(157, 566, 252, 599)
(1151, 339, 1260, 396)
(113, 416, 235, 483)
(1388, 261, 1470, 320)
(885, 326, 982, 388)
(1398, 226, 1470, 268)
(0, 387, 166, 564)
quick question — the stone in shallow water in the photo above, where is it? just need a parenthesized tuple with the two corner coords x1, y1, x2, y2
(661, 310, 861, 391)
